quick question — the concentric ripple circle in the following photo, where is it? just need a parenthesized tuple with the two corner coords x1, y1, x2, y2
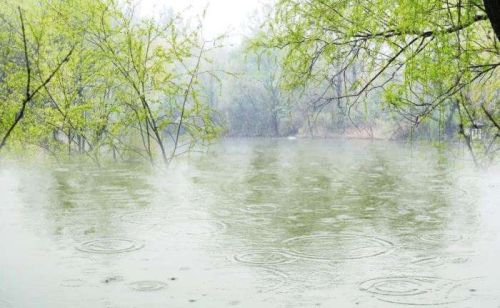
(419, 233, 463, 243)
(120, 211, 170, 225)
(411, 255, 469, 268)
(77, 238, 144, 254)
(359, 276, 471, 305)
(240, 204, 278, 214)
(234, 250, 295, 265)
(248, 185, 275, 192)
(360, 277, 429, 296)
(160, 220, 227, 236)
(232, 216, 274, 227)
(129, 281, 167, 292)
(60, 279, 85, 287)
(282, 233, 393, 261)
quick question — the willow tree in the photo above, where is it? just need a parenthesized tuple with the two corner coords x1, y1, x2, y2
(0, 0, 222, 164)
(256, 0, 499, 155)
(0, 5, 74, 154)
(21, 0, 120, 163)
(85, 2, 221, 164)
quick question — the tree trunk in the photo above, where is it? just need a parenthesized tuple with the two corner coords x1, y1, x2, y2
(484, 0, 500, 40)
(271, 106, 280, 137)
(444, 103, 458, 140)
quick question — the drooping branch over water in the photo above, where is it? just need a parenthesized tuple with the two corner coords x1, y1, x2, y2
(249, 0, 499, 161)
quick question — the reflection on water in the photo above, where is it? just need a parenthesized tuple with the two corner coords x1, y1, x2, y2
(0, 139, 499, 307)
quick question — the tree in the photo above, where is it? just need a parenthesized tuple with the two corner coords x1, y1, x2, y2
(254, 0, 499, 159)
(0, 0, 222, 165)
(484, 0, 500, 40)
(214, 47, 294, 137)
(86, 2, 221, 164)
(0, 7, 74, 153)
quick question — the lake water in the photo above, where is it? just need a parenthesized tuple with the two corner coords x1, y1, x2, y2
(0, 139, 499, 307)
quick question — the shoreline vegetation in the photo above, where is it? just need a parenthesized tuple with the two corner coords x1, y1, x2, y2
(0, 0, 498, 167)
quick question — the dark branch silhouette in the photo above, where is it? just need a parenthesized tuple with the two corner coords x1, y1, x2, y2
(0, 8, 74, 153)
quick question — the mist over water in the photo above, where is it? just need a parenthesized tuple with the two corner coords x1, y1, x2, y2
(0, 139, 499, 307)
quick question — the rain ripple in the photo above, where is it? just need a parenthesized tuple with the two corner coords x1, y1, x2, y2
(411, 255, 470, 268)
(282, 233, 393, 261)
(60, 279, 85, 288)
(419, 232, 463, 244)
(76, 238, 144, 254)
(359, 276, 473, 305)
(234, 250, 295, 265)
(129, 281, 168, 292)
(240, 204, 278, 214)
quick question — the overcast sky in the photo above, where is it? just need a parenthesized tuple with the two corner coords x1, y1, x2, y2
(135, 0, 270, 43)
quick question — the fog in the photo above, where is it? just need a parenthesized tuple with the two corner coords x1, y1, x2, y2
(0, 0, 499, 307)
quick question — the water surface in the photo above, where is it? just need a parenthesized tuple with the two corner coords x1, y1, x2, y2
(0, 139, 499, 307)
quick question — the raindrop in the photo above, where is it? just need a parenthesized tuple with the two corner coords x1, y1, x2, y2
(129, 281, 167, 292)
(300, 187, 326, 194)
(283, 233, 393, 261)
(159, 220, 227, 236)
(419, 233, 463, 243)
(248, 185, 275, 192)
(102, 275, 124, 284)
(336, 214, 354, 221)
(234, 250, 294, 265)
(77, 238, 144, 254)
(61, 279, 85, 287)
(120, 211, 170, 225)
(235, 216, 273, 226)
(359, 276, 471, 305)
(411, 255, 469, 268)
(240, 204, 278, 214)
(214, 209, 233, 217)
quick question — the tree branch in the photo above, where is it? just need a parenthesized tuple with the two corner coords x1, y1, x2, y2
(0, 8, 74, 153)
